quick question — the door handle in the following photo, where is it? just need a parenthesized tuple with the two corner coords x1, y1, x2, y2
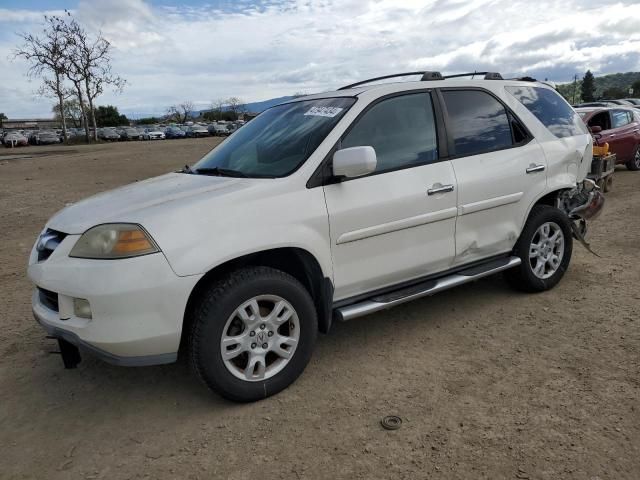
(427, 184, 454, 195)
(526, 164, 545, 174)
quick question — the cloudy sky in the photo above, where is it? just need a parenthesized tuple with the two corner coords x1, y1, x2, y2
(1, 0, 639, 118)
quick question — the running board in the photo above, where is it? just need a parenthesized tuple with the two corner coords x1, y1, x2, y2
(335, 256, 521, 322)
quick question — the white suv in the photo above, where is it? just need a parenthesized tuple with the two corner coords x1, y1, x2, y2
(28, 71, 604, 401)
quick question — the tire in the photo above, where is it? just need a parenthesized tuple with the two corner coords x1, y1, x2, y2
(505, 205, 573, 292)
(189, 266, 318, 402)
(627, 146, 640, 171)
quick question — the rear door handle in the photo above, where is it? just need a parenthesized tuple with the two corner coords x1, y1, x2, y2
(526, 164, 545, 174)
(427, 184, 454, 195)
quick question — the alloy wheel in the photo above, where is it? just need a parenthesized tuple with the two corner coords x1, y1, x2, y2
(220, 295, 300, 382)
(529, 221, 565, 279)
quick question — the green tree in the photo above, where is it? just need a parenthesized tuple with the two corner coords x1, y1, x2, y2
(601, 87, 627, 100)
(136, 117, 159, 125)
(581, 70, 595, 102)
(94, 105, 128, 127)
(0, 112, 7, 127)
(631, 80, 640, 97)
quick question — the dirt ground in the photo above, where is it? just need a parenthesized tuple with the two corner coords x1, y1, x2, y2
(0, 138, 638, 480)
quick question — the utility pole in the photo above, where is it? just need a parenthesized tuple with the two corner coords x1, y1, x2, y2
(572, 74, 578, 104)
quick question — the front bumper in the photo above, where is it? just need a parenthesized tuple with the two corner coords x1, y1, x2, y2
(28, 233, 202, 365)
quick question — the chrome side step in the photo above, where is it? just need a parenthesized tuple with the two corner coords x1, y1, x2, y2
(335, 256, 521, 322)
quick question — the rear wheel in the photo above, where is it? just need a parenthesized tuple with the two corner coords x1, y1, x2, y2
(626, 146, 640, 171)
(189, 266, 317, 402)
(505, 205, 573, 292)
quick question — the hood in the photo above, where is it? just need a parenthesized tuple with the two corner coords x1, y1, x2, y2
(48, 172, 250, 234)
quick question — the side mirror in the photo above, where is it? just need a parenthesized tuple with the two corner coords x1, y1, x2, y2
(589, 125, 602, 134)
(332, 146, 377, 178)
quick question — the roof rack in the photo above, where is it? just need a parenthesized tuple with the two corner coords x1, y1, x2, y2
(337, 71, 444, 90)
(337, 71, 504, 90)
(442, 72, 503, 80)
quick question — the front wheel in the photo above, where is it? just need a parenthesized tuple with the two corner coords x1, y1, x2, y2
(626, 146, 640, 171)
(505, 205, 573, 292)
(189, 266, 317, 402)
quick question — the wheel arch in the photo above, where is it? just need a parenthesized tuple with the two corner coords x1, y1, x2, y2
(180, 247, 334, 354)
(520, 187, 572, 232)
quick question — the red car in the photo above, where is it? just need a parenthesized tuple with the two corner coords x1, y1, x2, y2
(576, 107, 640, 170)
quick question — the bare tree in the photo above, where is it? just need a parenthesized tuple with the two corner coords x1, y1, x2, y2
(14, 15, 70, 141)
(166, 101, 194, 124)
(226, 97, 246, 117)
(52, 97, 83, 128)
(62, 16, 125, 141)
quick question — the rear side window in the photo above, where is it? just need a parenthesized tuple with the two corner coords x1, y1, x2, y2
(506, 86, 586, 138)
(442, 90, 513, 157)
(341, 92, 438, 173)
(611, 110, 632, 128)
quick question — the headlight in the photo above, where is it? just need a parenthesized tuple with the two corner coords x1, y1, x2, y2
(69, 223, 160, 259)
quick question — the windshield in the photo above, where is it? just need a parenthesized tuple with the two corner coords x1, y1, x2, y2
(193, 97, 355, 177)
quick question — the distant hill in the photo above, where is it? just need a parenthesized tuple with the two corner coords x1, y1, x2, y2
(243, 96, 295, 113)
(557, 71, 640, 103)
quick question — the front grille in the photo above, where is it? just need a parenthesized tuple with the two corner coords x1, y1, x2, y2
(37, 229, 67, 262)
(38, 288, 59, 312)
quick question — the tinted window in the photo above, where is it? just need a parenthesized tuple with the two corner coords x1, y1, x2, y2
(611, 110, 631, 128)
(442, 90, 512, 157)
(506, 86, 586, 138)
(341, 93, 438, 173)
(194, 97, 355, 177)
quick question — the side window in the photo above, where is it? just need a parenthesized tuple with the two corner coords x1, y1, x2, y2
(341, 93, 438, 173)
(442, 90, 513, 157)
(611, 110, 631, 129)
(506, 85, 586, 138)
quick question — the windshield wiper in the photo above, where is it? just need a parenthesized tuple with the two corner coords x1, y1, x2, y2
(193, 167, 248, 178)
(179, 164, 194, 174)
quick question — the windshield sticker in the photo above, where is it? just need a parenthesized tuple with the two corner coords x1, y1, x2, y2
(304, 106, 344, 118)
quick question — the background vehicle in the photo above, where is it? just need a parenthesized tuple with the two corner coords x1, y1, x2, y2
(3, 131, 28, 147)
(142, 127, 165, 140)
(208, 123, 230, 136)
(185, 124, 209, 138)
(120, 127, 143, 141)
(29, 130, 61, 145)
(576, 106, 640, 170)
(29, 71, 604, 402)
(164, 126, 186, 139)
(98, 128, 121, 141)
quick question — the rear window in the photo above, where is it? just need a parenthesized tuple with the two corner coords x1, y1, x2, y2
(506, 86, 586, 138)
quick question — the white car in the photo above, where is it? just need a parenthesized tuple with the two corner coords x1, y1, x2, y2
(142, 127, 165, 140)
(28, 71, 604, 401)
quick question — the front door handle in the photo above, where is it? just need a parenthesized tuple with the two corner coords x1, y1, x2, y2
(427, 184, 455, 195)
(526, 164, 546, 174)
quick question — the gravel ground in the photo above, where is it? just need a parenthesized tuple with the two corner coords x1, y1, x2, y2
(0, 138, 638, 480)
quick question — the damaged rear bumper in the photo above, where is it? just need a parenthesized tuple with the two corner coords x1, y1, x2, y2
(560, 179, 605, 223)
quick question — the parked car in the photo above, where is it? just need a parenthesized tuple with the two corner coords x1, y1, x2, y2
(208, 123, 230, 136)
(29, 71, 604, 401)
(142, 127, 165, 140)
(30, 131, 62, 145)
(120, 127, 143, 141)
(98, 128, 121, 141)
(3, 131, 29, 147)
(573, 101, 618, 108)
(185, 124, 209, 138)
(622, 98, 640, 106)
(576, 106, 640, 170)
(164, 126, 186, 139)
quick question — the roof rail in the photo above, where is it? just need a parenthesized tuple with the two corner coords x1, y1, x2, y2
(443, 72, 503, 80)
(337, 71, 443, 90)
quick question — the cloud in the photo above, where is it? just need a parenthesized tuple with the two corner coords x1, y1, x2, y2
(1, 0, 639, 117)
